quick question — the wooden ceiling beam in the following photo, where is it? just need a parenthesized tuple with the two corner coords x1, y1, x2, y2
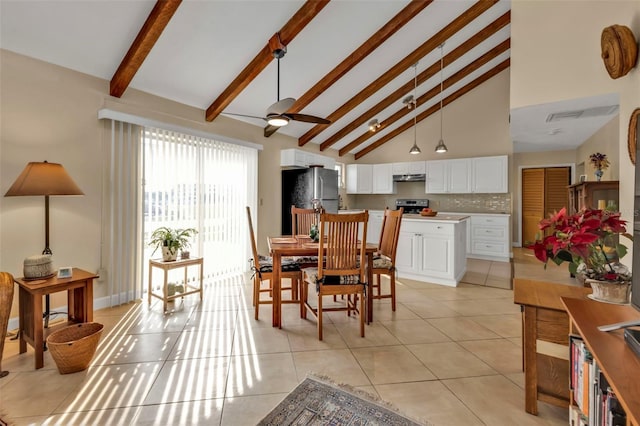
(205, 0, 330, 122)
(110, 0, 182, 98)
(339, 38, 510, 156)
(298, 0, 498, 147)
(321, 10, 510, 152)
(353, 58, 510, 159)
(262, 0, 433, 137)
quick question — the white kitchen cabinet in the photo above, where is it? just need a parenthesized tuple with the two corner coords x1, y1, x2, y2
(425, 159, 471, 194)
(391, 161, 425, 175)
(395, 217, 467, 286)
(280, 148, 335, 170)
(471, 155, 508, 193)
(346, 164, 373, 194)
(372, 163, 395, 194)
(366, 210, 384, 244)
(468, 214, 510, 261)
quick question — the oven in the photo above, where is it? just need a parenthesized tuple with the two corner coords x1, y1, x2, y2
(395, 199, 429, 215)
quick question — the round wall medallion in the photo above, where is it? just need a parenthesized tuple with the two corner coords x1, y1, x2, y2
(601, 25, 638, 79)
(629, 108, 639, 165)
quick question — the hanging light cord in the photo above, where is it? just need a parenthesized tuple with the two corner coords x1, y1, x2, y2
(439, 45, 444, 141)
(413, 64, 417, 143)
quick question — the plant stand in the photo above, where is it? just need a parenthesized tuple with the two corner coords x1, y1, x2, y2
(148, 257, 204, 312)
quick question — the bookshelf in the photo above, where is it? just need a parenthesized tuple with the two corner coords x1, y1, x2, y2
(562, 297, 640, 425)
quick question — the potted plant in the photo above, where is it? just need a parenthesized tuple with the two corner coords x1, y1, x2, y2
(149, 226, 198, 261)
(528, 207, 633, 303)
(589, 152, 609, 181)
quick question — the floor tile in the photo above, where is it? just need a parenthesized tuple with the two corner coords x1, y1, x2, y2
(407, 342, 497, 379)
(380, 319, 451, 345)
(232, 325, 291, 355)
(134, 399, 224, 425)
(225, 353, 298, 397)
(292, 349, 370, 385)
(351, 345, 436, 384)
(335, 321, 401, 348)
(458, 338, 523, 374)
(427, 317, 500, 341)
(467, 313, 522, 338)
(169, 328, 234, 359)
(220, 393, 286, 426)
(286, 323, 348, 351)
(375, 380, 484, 425)
(93, 332, 181, 365)
(144, 358, 229, 404)
(443, 375, 566, 425)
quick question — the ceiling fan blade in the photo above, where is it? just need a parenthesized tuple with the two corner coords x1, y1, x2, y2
(222, 112, 267, 122)
(267, 97, 296, 115)
(284, 113, 331, 125)
(264, 125, 279, 138)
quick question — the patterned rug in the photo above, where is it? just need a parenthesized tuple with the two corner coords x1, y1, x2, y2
(258, 375, 429, 425)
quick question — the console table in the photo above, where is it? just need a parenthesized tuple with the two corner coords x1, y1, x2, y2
(14, 268, 97, 369)
(513, 278, 591, 415)
(148, 257, 204, 312)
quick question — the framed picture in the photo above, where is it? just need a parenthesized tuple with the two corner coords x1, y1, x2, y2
(579, 175, 587, 183)
(57, 267, 73, 279)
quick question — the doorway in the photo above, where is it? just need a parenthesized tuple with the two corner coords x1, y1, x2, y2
(521, 166, 571, 246)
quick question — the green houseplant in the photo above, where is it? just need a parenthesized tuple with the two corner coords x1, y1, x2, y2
(528, 207, 632, 303)
(149, 226, 198, 261)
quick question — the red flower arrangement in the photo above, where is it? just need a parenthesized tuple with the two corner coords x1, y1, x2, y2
(528, 207, 632, 282)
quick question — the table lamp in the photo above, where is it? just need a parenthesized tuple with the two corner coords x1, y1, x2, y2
(4, 161, 84, 326)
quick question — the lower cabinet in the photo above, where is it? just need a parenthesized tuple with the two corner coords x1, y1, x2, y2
(396, 219, 467, 286)
(468, 214, 510, 262)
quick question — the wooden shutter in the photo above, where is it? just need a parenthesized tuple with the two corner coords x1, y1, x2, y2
(522, 168, 545, 245)
(544, 167, 570, 217)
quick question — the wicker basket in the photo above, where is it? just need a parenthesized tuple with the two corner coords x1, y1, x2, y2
(47, 322, 103, 374)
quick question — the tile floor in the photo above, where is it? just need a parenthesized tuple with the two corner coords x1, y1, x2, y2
(0, 249, 574, 425)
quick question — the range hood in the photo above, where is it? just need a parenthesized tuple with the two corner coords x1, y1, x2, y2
(393, 173, 426, 182)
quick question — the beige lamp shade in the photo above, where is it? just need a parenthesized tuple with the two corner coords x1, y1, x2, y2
(5, 161, 83, 197)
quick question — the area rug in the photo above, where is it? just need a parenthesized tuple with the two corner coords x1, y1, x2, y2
(258, 375, 429, 425)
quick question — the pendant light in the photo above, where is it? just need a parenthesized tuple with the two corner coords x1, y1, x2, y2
(435, 43, 448, 153)
(408, 63, 421, 155)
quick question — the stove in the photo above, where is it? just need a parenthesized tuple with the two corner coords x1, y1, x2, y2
(395, 199, 429, 215)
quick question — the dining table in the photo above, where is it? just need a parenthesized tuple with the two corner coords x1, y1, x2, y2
(268, 235, 378, 328)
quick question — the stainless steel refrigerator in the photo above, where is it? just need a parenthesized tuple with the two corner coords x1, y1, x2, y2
(281, 167, 339, 235)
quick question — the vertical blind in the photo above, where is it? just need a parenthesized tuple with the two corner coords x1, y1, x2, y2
(142, 127, 258, 281)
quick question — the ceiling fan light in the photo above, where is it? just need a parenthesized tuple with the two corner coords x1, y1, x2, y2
(435, 139, 448, 153)
(409, 143, 421, 155)
(267, 116, 289, 127)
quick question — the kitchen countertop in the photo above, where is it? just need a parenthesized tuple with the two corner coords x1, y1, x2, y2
(402, 213, 469, 223)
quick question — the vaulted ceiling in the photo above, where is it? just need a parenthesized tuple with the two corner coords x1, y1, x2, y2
(0, 0, 512, 158)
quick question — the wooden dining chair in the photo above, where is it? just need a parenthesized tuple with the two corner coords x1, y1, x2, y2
(246, 206, 302, 321)
(301, 211, 368, 340)
(291, 205, 323, 266)
(371, 207, 403, 311)
(291, 206, 319, 237)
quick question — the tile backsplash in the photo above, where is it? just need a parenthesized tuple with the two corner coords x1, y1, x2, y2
(346, 181, 511, 213)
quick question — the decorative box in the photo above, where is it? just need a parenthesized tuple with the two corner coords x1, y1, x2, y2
(23, 254, 54, 279)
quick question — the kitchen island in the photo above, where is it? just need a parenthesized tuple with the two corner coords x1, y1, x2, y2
(395, 214, 468, 286)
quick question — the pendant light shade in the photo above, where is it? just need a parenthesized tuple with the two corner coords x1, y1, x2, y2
(435, 43, 448, 153)
(408, 63, 421, 155)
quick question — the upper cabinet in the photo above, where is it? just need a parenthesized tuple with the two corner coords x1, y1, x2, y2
(281, 148, 335, 170)
(471, 155, 508, 193)
(426, 155, 507, 194)
(346, 164, 373, 194)
(391, 161, 426, 175)
(425, 159, 471, 193)
(372, 163, 395, 194)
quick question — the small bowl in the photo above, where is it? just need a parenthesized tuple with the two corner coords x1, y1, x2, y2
(420, 211, 438, 217)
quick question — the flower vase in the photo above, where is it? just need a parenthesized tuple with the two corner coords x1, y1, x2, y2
(586, 279, 631, 304)
(594, 169, 603, 181)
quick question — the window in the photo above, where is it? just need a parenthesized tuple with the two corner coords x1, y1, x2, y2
(335, 162, 345, 188)
(143, 127, 258, 280)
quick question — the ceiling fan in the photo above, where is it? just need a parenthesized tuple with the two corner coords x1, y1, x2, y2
(223, 41, 330, 137)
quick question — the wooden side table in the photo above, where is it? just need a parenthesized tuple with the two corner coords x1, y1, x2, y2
(14, 268, 97, 369)
(148, 257, 204, 312)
